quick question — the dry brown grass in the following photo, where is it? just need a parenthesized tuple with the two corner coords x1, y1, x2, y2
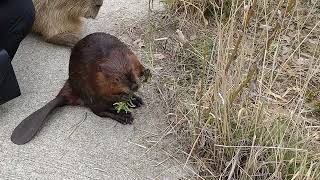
(144, 0, 320, 179)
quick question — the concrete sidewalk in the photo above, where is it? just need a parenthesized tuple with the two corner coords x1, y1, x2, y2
(0, 0, 192, 179)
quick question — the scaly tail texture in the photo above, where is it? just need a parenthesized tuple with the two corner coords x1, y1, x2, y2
(11, 96, 66, 145)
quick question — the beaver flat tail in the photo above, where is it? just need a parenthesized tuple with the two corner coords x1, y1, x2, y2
(11, 96, 66, 145)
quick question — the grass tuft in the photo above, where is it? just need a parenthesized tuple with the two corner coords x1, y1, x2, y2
(144, 0, 320, 178)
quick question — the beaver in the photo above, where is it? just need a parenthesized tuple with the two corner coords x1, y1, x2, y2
(11, 32, 151, 145)
(32, 0, 103, 46)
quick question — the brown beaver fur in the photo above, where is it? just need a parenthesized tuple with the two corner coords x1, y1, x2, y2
(11, 32, 151, 145)
(32, 0, 103, 47)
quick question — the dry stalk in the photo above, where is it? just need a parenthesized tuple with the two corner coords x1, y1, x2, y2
(229, 63, 257, 104)
(284, 0, 296, 17)
(243, 0, 257, 29)
(266, 23, 281, 50)
(225, 34, 243, 74)
(228, 0, 297, 105)
(224, 0, 256, 74)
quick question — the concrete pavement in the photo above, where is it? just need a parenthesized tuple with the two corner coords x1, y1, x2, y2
(0, 0, 193, 179)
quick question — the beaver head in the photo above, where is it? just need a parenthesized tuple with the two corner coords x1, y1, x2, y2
(95, 51, 150, 97)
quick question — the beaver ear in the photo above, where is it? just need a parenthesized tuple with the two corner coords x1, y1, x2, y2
(95, 0, 103, 6)
(143, 68, 151, 77)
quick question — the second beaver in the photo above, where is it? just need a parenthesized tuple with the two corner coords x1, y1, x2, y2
(11, 32, 151, 145)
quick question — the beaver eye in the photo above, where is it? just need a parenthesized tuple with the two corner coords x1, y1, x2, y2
(113, 77, 121, 84)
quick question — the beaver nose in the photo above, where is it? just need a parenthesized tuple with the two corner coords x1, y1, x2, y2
(131, 83, 139, 91)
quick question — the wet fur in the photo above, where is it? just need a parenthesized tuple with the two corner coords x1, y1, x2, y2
(11, 33, 150, 145)
(32, 0, 103, 46)
(62, 32, 148, 121)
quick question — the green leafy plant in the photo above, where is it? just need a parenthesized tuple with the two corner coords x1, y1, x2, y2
(113, 70, 151, 114)
(113, 95, 136, 113)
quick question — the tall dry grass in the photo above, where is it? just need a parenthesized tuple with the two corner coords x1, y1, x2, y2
(146, 0, 320, 179)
